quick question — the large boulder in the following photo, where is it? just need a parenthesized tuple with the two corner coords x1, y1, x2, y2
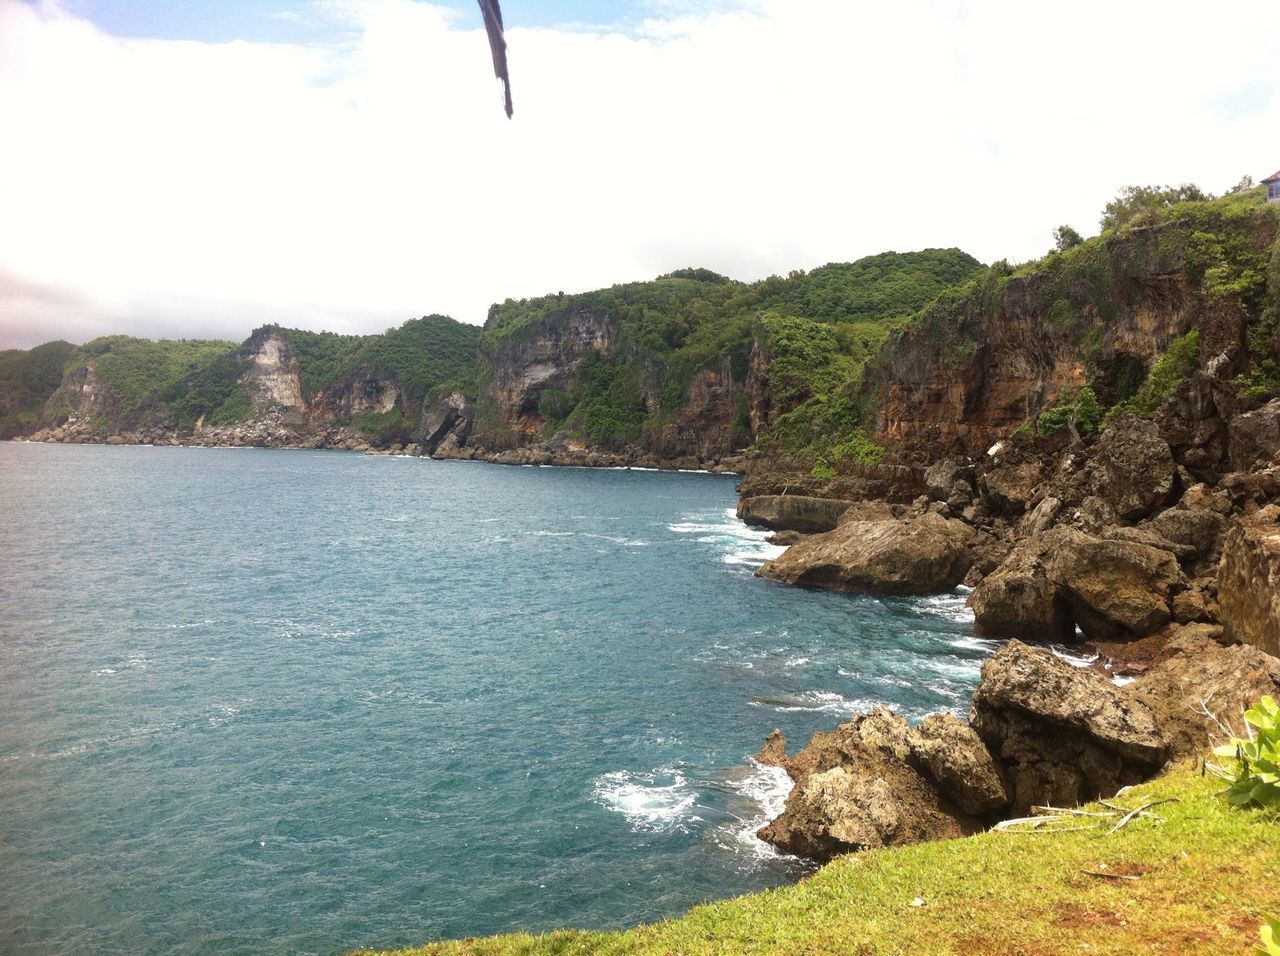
(970, 527, 1186, 642)
(968, 530, 1074, 641)
(970, 641, 1168, 812)
(756, 709, 977, 861)
(757, 512, 991, 596)
(1217, 505, 1280, 656)
(736, 495, 853, 533)
(1046, 532, 1186, 641)
(1227, 398, 1280, 472)
(1090, 414, 1178, 521)
(979, 460, 1043, 515)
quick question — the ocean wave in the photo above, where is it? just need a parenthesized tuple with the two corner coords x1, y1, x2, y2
(592, 767, 701, 833)
(718, 759, 794, 861)
(914, 590, 976, 624)
(671, 507, 785, 569)
(749, 689, 869, 715)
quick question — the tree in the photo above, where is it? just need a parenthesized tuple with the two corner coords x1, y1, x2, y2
(1100, 184, 1211, 231)
(1053, 225, 1084, 251)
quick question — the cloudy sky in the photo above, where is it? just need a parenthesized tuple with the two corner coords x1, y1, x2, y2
(1, 0, 1278, 349)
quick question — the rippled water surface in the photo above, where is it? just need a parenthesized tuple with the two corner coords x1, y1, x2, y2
(0, 443, 993, 954)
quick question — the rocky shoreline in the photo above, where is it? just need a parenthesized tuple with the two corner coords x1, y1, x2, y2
(738, 385, 1280, 860)
(14, 418, 744, 473)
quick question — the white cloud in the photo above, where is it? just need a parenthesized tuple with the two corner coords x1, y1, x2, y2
(0, 0, 1278, 348)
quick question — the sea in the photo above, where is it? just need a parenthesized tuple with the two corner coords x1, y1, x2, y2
(0, 442, 995, 954)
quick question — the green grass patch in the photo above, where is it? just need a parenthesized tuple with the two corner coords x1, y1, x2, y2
(362, 764, 1279, 956)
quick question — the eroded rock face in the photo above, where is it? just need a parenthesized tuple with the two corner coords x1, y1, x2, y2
(736, 495, 853, 533)
(757, 512, 990, 596)
(906, 713, 1009, 816)
(756, 709, 976, 861)
(970, 527, 1186, 642)
(1090, 414, 1177, 521)
(1218, 505, 1280, 656)
(239, 332, 305, 411)
(1228, 398, 1280, 472)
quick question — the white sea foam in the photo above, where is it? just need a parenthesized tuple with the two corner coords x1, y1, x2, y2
(915, 590, 976, 624)
(721, 759, 794, 860)
(671, 507, 785, 569)
(784, 656, 811, 668)
(1051, 647, 1098, 668)
(751, 689, 867, 715)
(593, 768, 700, 833)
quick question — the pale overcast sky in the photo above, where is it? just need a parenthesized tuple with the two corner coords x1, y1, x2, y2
(1, 0, 1278, 348)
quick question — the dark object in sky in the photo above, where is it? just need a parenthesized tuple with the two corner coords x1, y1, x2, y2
(477, 0, 513, 118)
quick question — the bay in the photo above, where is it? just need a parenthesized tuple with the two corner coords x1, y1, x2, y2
(0, 443, 992, 954)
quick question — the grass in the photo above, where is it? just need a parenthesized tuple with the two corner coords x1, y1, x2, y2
(360, 764, 1279, 955)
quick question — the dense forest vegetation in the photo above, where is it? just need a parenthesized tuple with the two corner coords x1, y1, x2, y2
(477, 249, 984, 454)
(0, 340, 77, 438)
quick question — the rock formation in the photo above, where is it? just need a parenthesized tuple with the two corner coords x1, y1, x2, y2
(757, 635, 1280, 861)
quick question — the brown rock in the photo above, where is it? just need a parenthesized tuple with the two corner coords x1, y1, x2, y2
(907, 713, 1010, 816)
(757, 709, 976, 860)
(968, 529, 1074, 641)
(980, 460, 1043, 515)
(1047, 531, 1186, 641)
(1217, 505, 1280, 656)
(1128, 630, 1280, 760)
(757, 512, 991, 596)
(1227, 398, 1280, 472)
(972, 640, 1167, 764)
(1091, 414, 1177, 521)
(736, 495, 853, 533)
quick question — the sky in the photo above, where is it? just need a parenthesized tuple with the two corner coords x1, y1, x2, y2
(1, 0, 1278, 349)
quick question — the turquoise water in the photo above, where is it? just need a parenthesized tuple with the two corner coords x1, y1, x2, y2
(0, 443, 992, 954)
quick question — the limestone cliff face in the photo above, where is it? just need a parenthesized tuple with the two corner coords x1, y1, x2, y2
(237, 331, 305, 413)
(865, 225, 1214, 468)
(462, 309, 756, 468)
(44, 361, 114, 424)
(314, 364, 400, 418)
(484, 309, 615, 439)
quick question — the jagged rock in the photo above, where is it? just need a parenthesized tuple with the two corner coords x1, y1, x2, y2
(757, 709, 975, 861)
(767, 530, 806, 546)
(925, 457, 974, 502)
(1018, 495, 1061, 536)
(1218, 505, 1280, 656)
(968, 530, 1073, 641)
(1090, 414, 1177, 521)
(1144, 500, 1228, 566)
(906, 713, 1009, 816)
(1228, 399, 1280, 472)
(1047, 531, 1186, 641)
(1127, 630, 1280, 760)
(972, 641, 1166, 763)
(756, 729, 788, 767)
(980, 460, 1043, 515)
(736, 495, 853, 533)
(757, 512, 991, 596)
(970, 641, 1167, 811)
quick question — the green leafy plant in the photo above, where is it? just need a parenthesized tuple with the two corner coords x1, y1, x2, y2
(1260, 916, 1280, 956)
(1210, 695, 1280, 809)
